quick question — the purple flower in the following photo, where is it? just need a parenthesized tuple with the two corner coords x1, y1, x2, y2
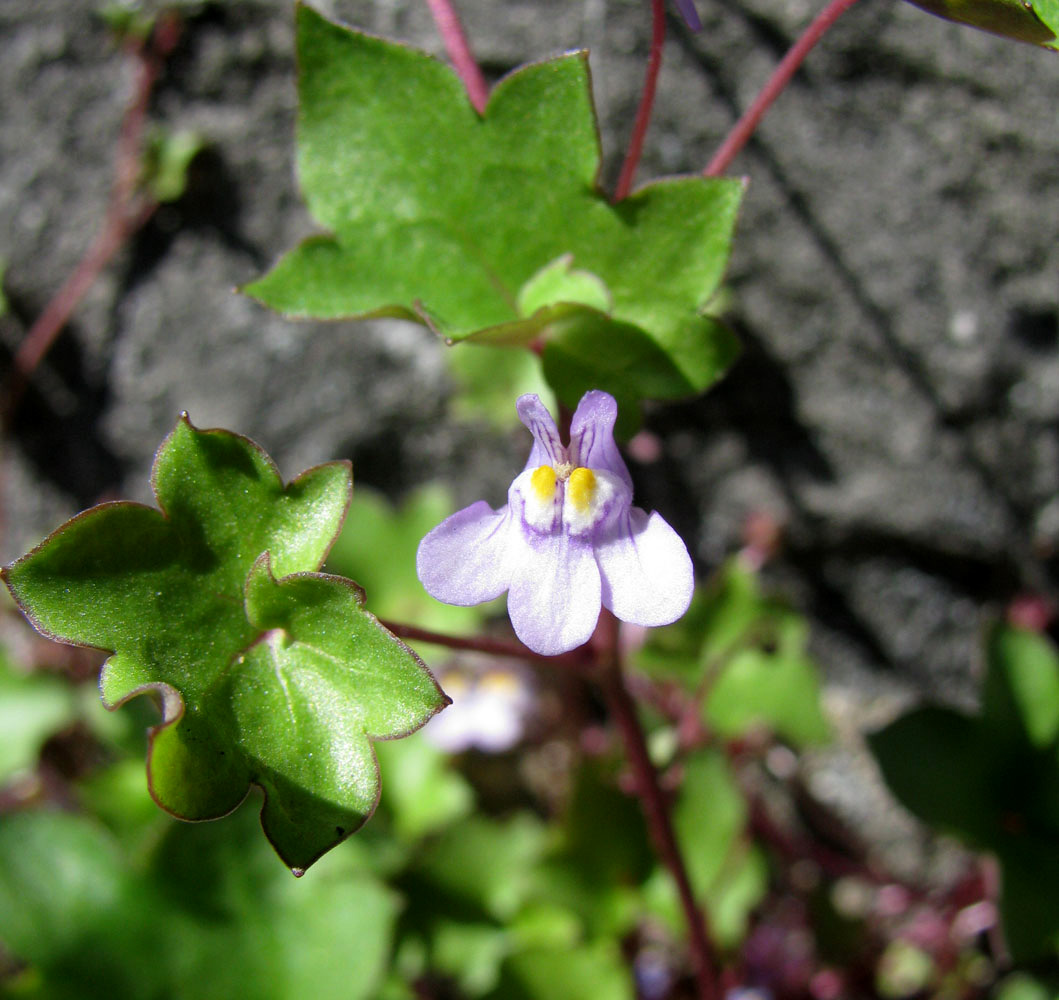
(416, 391, 694, 655)
(674, 0, 702, 31)
(423, 662, 533, 753)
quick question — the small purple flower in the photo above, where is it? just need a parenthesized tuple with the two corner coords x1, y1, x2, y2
(673, 0, 702, 31)
(423, 662, 533, 753)
(416, 391, 694, 655)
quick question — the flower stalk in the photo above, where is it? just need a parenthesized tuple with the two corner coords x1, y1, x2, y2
(704, 0, 861, 177)
(424, 0, 490, 114)
(6, 13, 181, 419)
(614, 0, 668, 202)
(595, 611, 720, 1000)
(381, 619, 589, 666)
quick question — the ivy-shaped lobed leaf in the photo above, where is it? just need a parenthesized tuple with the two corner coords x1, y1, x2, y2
(244, 5, 744, 412)
(2, 415, 447, 874)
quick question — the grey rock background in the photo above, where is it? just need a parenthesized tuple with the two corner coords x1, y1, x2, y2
(2, 0, 1057, 728)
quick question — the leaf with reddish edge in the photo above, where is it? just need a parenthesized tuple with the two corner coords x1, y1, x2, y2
(2, 414, 447, 873)
(244, 5, 744, 408)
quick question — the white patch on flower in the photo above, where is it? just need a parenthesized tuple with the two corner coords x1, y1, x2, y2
(514, 462, 627, 539)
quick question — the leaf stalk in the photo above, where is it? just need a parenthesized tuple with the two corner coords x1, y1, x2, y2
(704, 0, 861, 177)
(424, 0, 490, 114)
(614, 0, 667, 202)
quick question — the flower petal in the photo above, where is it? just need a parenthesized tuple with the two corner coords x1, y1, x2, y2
(516, 394, 565, 469)
(595, 507, 693, 626)
(569, 390, 633, 490)
(673, 0, 702, 31)
(416, 501, 512, 605)
(507, 532, 601, 655)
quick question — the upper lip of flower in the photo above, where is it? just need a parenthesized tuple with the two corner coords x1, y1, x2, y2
(416, 390, 694, 656)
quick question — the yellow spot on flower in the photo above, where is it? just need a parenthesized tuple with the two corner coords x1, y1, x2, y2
(568, 467, 597, 511)
(531, 465, 557, 500)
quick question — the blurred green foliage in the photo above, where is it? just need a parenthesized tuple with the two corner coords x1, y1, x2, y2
(634, 558, 831, 748)
(871, 625, 1059, 963)
(0, 502, 838, 998)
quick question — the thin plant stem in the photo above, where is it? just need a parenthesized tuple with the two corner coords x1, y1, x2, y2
(381, 619, 589, 666)
(704, 0, 861, 177)
(7, 15, 181, 416)
(613, 0, 666, 202)
(595, 611, 720, 1000)
(424, 0, 489, 114)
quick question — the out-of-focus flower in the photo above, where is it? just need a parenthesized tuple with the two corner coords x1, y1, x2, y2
(416, 390, 693, 655)
(674, 0, 703, 31)
(422, 663, 532, 753)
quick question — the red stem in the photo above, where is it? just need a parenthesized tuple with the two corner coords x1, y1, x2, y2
(613, 0, 667, 202)
(423, 0, 489, 114)
(704, 0, 861, 177)
(7, 20, 178, 413)
(596, 613, 720, 1000)
(381, 619, 588, 666)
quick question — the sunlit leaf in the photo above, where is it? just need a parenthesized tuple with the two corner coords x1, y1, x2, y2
(3, 416, 446, 872)
(245, 5, 743, 408)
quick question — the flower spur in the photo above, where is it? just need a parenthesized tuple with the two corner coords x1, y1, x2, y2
(416, 391, 693, 655)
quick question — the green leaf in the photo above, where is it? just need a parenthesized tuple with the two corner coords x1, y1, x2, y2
(869, 625, 1059, 961)
(875, 939, 935, 999)
(901, 0, 1058, 47)
(985, 625, 1059, 748)
(410, 814, 547, 922)
(3, 415, 446, 872)
(704, 616, 831, 747)
(485, 941, 634, 1000)
(430, 920, 511, 997)
(0, 654, 76, 784)
(995, 972, 1058, 1000)
(541, 312, 740, 437)
(638, 748, 767, 949)
(869, 707, 999, 845)
(0, 805, 399, 1000)
(245, 5, 743, 405)
(516, 256, 612, 320)
(633, 560, 830, 747)
(672, 749, 747, 899)
(376, 732, 474, 841)
(993, 835, 1059, 964)
(561, 758, 654, 890)
(97, 1, 155, 42)
(143, 128, 206, 203)
(445, 343, 556, 430)
(634, 560, 771, 684)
